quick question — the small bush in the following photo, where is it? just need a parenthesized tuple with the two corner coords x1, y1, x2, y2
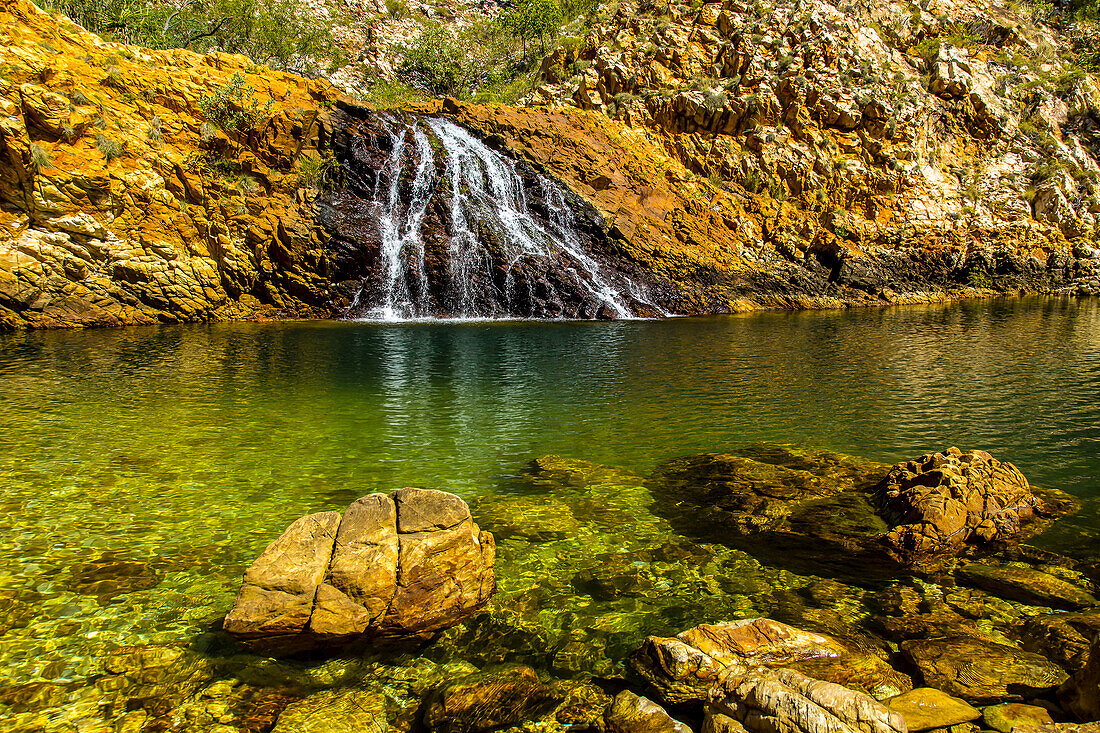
(298, 150, 340, 190)
(95, 133, 124, 161)
(199, 72, 273, 145)
(385, 0, 410, 19)
(30, 143, 53, 172)
(70, 90, 93, 106)
(147, 115, 163, 147)
(397, 26, 468, 96)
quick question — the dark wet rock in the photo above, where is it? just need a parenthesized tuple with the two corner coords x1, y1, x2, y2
(1017, 610, 1100, 672)
(866, 581, 980, 641)
(422, 665, 561, 733)
(63, 552, 163, 604)
(271, 688, 387, 733)
(875, 448, 1076, 558)
(709, 667, 907, 733)
(646, 445, 898, 582)
(981, 703, 1055, 732)
(1059, 635, 1100, 722)
(605, 690, 692, 733)
(956, 563, 1097, 610)
(224, 489, 495, 654)
(884, 688, 981, 732)
(630, 618, 910, 706)
(900, 636, 1068, 703)
(552, 681, 615, 730)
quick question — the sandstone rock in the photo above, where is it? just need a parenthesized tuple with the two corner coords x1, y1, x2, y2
(900, 636, 1068, 704)
(980, 703, 1054, 733)
(271, 688, 387, 733)
(224, 489, 495, 653)
(957, 563, 1097, 610)
(703, 709, 751, 733)
(422, 665, 560, 733)
(631, 618, 910, 705)
(710, 667, 906, 733)
(884, 688, 981, 732)
(605, 691, 692, 733)
(1059, 635, 1100, 722)
(875, 448, 1052, 557)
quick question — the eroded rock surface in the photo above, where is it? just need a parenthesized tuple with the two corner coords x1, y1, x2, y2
(875, 448, 1065, 557)
(224, 488, 495, 653)
(631, 618, 910, 705)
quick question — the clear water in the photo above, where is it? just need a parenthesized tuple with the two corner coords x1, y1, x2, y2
(0, 296, 1098, 724)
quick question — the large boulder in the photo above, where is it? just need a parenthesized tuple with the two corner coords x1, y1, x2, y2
(630, 618, 910, 705)
(224, 488, 496, 653)
(875, 448, 1064, 557)
(884, 688, 980, 732)
(900, 636, 1068, 704)
(708, 667, 906, 733)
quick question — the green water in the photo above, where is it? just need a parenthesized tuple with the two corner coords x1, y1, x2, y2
(1, 296, 1099, 726)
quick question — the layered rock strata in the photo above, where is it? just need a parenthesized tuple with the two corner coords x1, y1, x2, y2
(223, 488, 496, 652)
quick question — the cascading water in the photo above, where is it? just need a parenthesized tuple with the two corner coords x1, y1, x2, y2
(334, 115, 668, 321)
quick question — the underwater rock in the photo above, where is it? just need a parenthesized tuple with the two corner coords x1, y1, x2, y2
(875, 448, 1067, 557)
(957, 563, 1097, 610)
(1017, 610, 1100, 672)
(422, 665, 560, 733)
(646, 445, 898, 582)
(884, 688, 981, 732)
(271, 688, 387, 733)
(605, 690, 692, 733)
(980, 703, 1055, 733)
(1059, 634, 1100, 721)
(64, 552, 164, 604)
(631, 618, 909, 706)
(900, 636, 1068, 704)
(708, 667, 906, 733)
(223, 489, 495, 653)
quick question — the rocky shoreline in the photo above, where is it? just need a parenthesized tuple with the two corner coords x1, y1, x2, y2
(2, 0, 1099, 329)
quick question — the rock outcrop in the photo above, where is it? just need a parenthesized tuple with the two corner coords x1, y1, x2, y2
(707, 667, 907, 733)
(875, 448, 1054, 556)
(630, 618, 911, 705)
(223, 488, 496, 652)
(605, 691, 692, 733)
(1060, 635, 1100, 722)
(884, 688, 981, 732)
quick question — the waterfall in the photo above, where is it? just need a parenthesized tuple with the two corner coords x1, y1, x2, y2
(341, 116, 667, 321)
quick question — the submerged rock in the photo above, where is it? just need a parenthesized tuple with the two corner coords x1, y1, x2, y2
(884, 688, 981, 732)
(981, 703, 1055, 733)
(875, 448, 1069, 557)
(271, 688, 387, 733)
(900, 636, 1068, 704)
(605, 690, 692, 733)
(630, 618, 910, 705)
(422, 665, 560, 733)
(1060, 635, 1100, 722)
(223, 488, 495, 653)
(1017, 610, 1100, 672)
(957, 563, 1097, 610)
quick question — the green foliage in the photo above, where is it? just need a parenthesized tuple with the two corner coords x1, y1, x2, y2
(95, 133, 124, 161)
(385, 0, 410, 20)
(30, 143, 53, 172)
(199, 72, 272, 143)
(361, 79, 431, 109)
(499, 0, 564, 56)
(298, 150, 340, 190)
(397, 26, 468, 96)
(967, 269, 991, 288)
(44, 0, 344, 75)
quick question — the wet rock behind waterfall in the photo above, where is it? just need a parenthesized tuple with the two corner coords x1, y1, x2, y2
(223, 488, 495, 653)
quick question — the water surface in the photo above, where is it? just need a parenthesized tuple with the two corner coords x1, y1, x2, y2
(1, 295, 1098, 707)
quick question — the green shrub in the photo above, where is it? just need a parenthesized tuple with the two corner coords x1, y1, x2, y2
(385, 0, 410, 19)
(397, 26, 469, 96)
(298, 150, 340, 190)
(199, 72, 273, 145)
(44, 0, 344, 75)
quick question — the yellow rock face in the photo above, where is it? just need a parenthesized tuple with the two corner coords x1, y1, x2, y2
(0, 0, 342, 328)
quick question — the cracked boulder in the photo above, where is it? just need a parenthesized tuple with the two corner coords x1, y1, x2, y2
(223, 488, 496, 653)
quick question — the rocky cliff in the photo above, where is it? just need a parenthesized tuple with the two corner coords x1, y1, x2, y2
(1, 0, 1098, 329)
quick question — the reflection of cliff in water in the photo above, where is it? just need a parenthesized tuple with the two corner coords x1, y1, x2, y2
(319, 112, 670, 321)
